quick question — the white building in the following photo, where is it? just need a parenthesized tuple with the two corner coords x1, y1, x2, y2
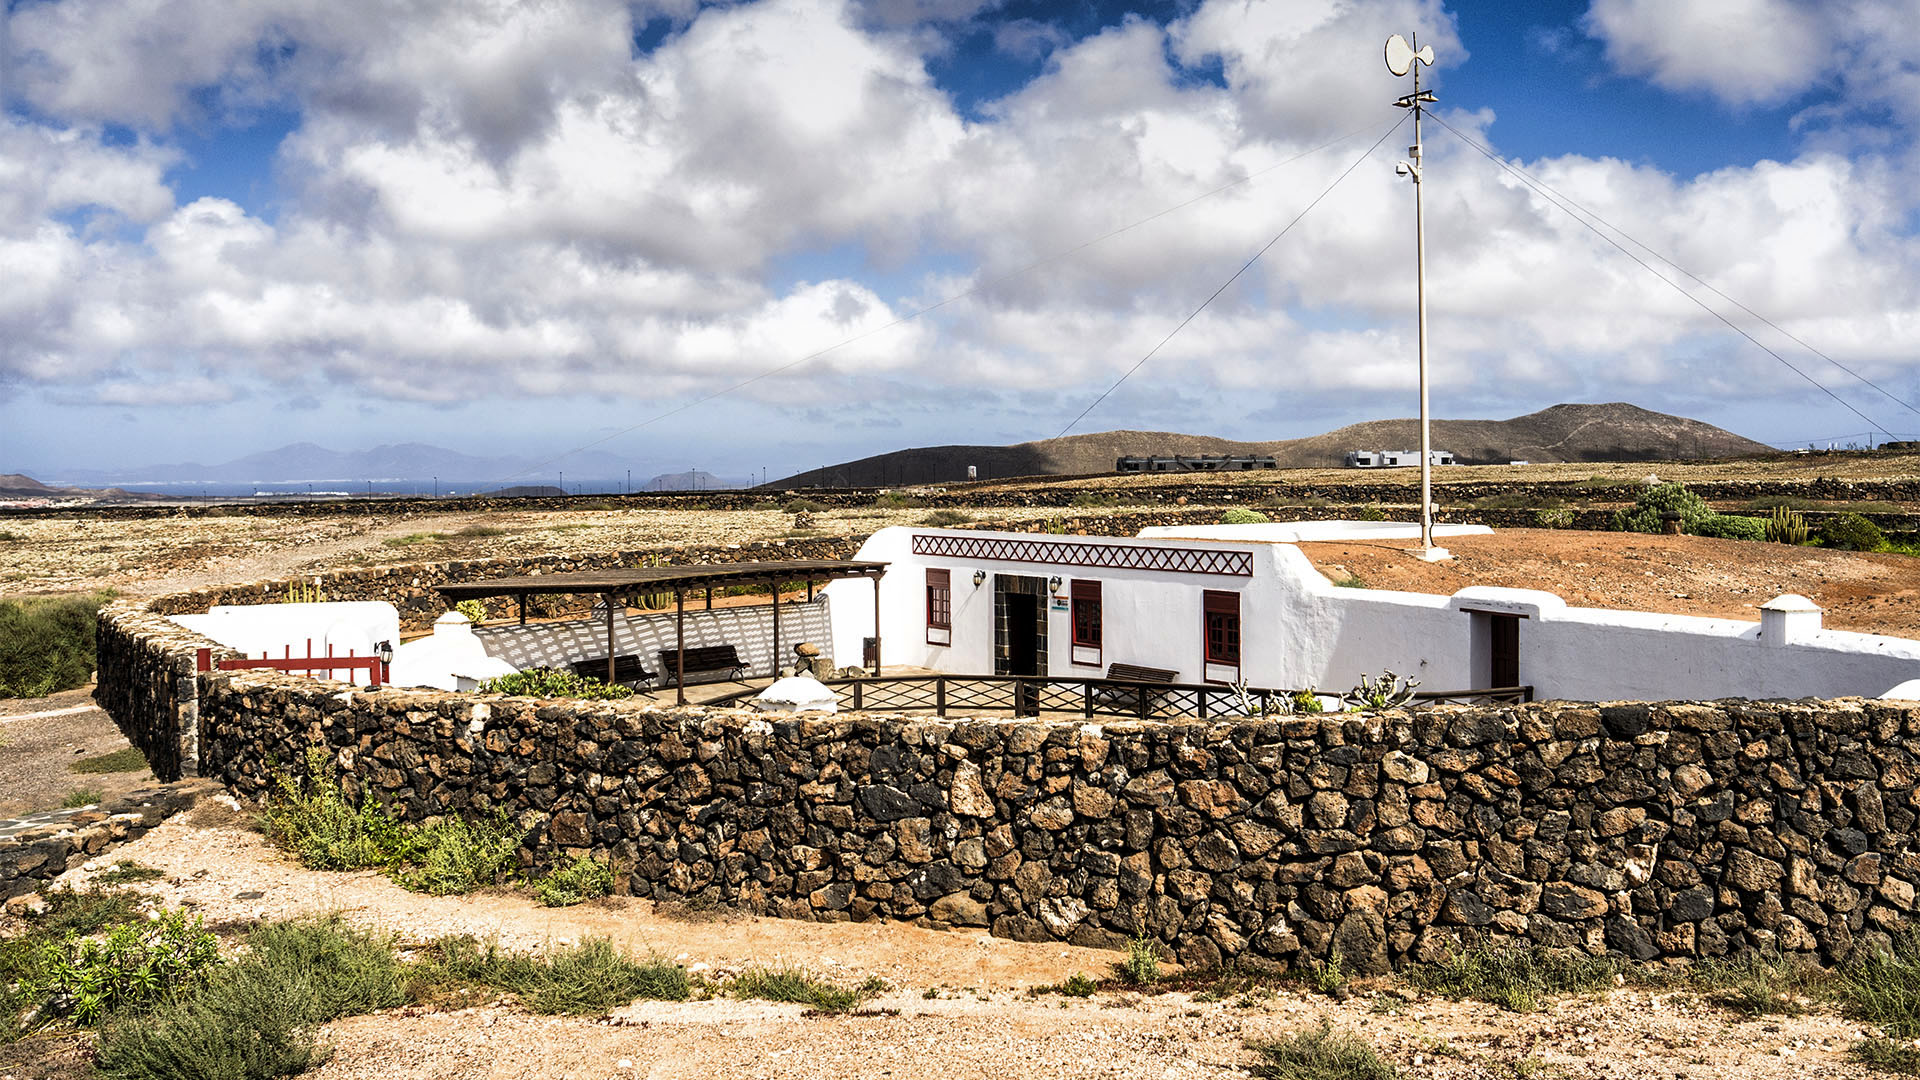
(1345, 449, 1456, 468)
(822, 522, 1920, 702)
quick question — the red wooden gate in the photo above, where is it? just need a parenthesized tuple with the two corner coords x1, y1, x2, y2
(195, 641, 388, 686)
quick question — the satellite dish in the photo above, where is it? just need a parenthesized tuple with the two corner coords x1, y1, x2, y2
(1385, 34, 1414, 76)
(1385, 34, 1435, 76)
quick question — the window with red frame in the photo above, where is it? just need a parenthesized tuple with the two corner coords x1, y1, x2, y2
(926, 569, 951, 645)
(1070, 579, 1101, 665)
(1203, 590, 1240, 681)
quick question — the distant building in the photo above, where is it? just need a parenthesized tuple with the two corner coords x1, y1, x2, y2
(1115, 454, 1278, 474)
(1345, 449, 1455, 468)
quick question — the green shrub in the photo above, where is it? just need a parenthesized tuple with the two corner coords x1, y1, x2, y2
(872, 492, 917, 509)
(1304, 951, 1347, 995)
(728, 965, 882, 1013)
(1290, 689, 1325, 713)
(1407, 945, 1618, 1012)
(94, 918, 406, 1080)
(454, 599, 487, 625)
(60, 788, 103, 808)
(1841, 928, 1920, 1069)
(1611, 482, 1715, 534)
(1117, 937, 1160, 986)
(393, 813, 521, 896)
(1249, 1021, 1399, 1080)
(479, 667, 633, 700)
(262, 748, 520, 894)
(1221, 507, 1270, 525)
(11, 909, 220, 1034)
(782, 498, 825, 514)
(381, 532, 447, 548)
(1034, 973, 1098, 997)
(1822, 512, 1886, 552)
(534, 856, 615, 907)
(919, 509, 972, 526)
(92, 861, 165, 887)
(454, 524, 506, 538)
(1766, 506, 1812, 544)
(1697, 514, 1768, 542)
(416, 936, 688, 1015)
(1533, 508, 1574, 529)
(1331, 573, 1367, 589)
(1071, 492, 1120, 509)
(0, 590, 114, 698)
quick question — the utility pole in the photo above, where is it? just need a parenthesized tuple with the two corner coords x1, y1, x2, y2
(1387, 32, 1448, 561)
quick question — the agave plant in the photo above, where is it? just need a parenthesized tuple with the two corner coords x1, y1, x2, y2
(1342, 669, 1421, 711)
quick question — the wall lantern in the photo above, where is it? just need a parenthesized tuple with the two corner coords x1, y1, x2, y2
(972, 570, 987, 587)
(1048, 576, 1063, 592)
(375, 640, 394, 666)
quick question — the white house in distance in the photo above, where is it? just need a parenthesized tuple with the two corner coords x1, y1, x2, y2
(823, 522, 1920, 702)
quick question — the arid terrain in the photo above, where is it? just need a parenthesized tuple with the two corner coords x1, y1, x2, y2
(0, 774, 1891, 1080)
(6, 461, 1920, 1079)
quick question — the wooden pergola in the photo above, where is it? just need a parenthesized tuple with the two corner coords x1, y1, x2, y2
(436, 559, 889, 704)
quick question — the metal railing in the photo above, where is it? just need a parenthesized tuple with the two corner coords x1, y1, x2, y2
(710, 674, 1532, 719)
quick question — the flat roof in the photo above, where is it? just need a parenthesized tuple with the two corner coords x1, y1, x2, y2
(435, 559, 888, 600)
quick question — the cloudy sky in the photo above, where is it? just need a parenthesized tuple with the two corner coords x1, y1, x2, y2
(3, 0, 1919, 483)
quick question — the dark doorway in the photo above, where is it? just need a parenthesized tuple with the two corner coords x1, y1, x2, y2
(994, 574, 1049, 715)
(1489, 614, 1521, 687)
(1006, 593, 1040, 675)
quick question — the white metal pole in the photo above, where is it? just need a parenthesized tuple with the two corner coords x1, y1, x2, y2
(1413, 62, 1433, 555)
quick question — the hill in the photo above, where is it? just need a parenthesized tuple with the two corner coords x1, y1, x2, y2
(770, 403, 1772, 487)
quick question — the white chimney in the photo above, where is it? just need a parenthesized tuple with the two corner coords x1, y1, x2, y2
(1760, 594, 1822, 646)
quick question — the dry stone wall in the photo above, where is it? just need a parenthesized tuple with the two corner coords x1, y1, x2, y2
(183, 669, 1920, 973)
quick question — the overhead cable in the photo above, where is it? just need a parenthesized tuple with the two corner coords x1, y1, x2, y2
(1426, 111, 1903, 439)
(1055, 114, 1410, 439)
(488, 117, 1406, 487)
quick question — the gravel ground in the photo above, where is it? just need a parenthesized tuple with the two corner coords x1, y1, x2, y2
(1299, 528, 1920, 637)
(0, 687, 153, 817)
(6, 813, 1883, 1080)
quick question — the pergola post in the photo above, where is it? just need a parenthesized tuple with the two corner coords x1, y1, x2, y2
(705, 586, 712, 611)
(675, 586, 687, 706)
(604, 592, 616, 687)
(770, 577, 781, 679)
(871, 572, 882, 677)
(517, 594, 527, 625)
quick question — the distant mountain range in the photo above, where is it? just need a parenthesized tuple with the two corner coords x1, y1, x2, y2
(774, 403, 1775, 487)
(42, 442, 586, 488)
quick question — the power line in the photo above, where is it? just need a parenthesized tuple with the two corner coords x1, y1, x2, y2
(1055, 114, 1410, 439)
(488, 117, 1405, 488)
(1426, 111, 1905, 438)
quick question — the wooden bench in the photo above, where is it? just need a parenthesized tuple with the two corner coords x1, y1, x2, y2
(657, 645, 750, 687)
(1093, 662, 1179, 717)
(570, 654, 656, 687)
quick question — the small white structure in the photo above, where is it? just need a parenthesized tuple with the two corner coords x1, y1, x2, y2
(752, 675, 840, 714)
(1346, 449, 1455, 468)
(823, 523, 1920, 702)
(172, 601, 400, 671)
(388, 612, 518, 692)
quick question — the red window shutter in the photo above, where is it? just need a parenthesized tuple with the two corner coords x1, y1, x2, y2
(925, 569, 951, 643)
(1070, 579, 1102, 649)
(1203, 590, 1240, 667)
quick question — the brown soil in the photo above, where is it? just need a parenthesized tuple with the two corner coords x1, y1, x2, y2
(1299, 528, 1920, 638)
(0, 686, 154, 817)
(0, 809, 1877, 1080)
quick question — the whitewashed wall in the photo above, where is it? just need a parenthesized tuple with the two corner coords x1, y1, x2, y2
(171, 601, 399, 663)
(829, 526, 1920, 701)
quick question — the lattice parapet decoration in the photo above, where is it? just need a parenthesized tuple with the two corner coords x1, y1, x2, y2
(911, 534, 1253, 576)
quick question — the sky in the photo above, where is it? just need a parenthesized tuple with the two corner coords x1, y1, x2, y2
(3, 0, 1920, 484)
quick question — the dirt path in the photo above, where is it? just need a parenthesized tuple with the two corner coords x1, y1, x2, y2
(1299, 528, 1920, 637)
(17, 812, 1880, 1080)
(0, 686, 153, 817)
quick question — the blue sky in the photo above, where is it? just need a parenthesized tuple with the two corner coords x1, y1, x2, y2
(3, 0, 1918, 485)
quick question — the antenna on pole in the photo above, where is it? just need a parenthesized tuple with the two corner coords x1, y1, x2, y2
(1386, 33, 1448, 562)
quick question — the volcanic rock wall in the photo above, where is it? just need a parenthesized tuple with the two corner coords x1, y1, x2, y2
(179, 671, 1919, 972)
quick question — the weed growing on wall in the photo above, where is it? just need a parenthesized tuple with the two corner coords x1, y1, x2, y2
(0, 590, 115, 698)
(1842, 928, 1920, 1071)
(478, 668, 634, 700)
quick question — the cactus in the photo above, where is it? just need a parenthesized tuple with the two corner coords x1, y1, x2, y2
(1342, 669, 1421, 711)
(1766, 505, 1810, 545)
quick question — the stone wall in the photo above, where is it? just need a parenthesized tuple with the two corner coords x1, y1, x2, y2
(145, 536, 863, 633)
(0, 782, 216, 900)
(181, 669, 1920, 972)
